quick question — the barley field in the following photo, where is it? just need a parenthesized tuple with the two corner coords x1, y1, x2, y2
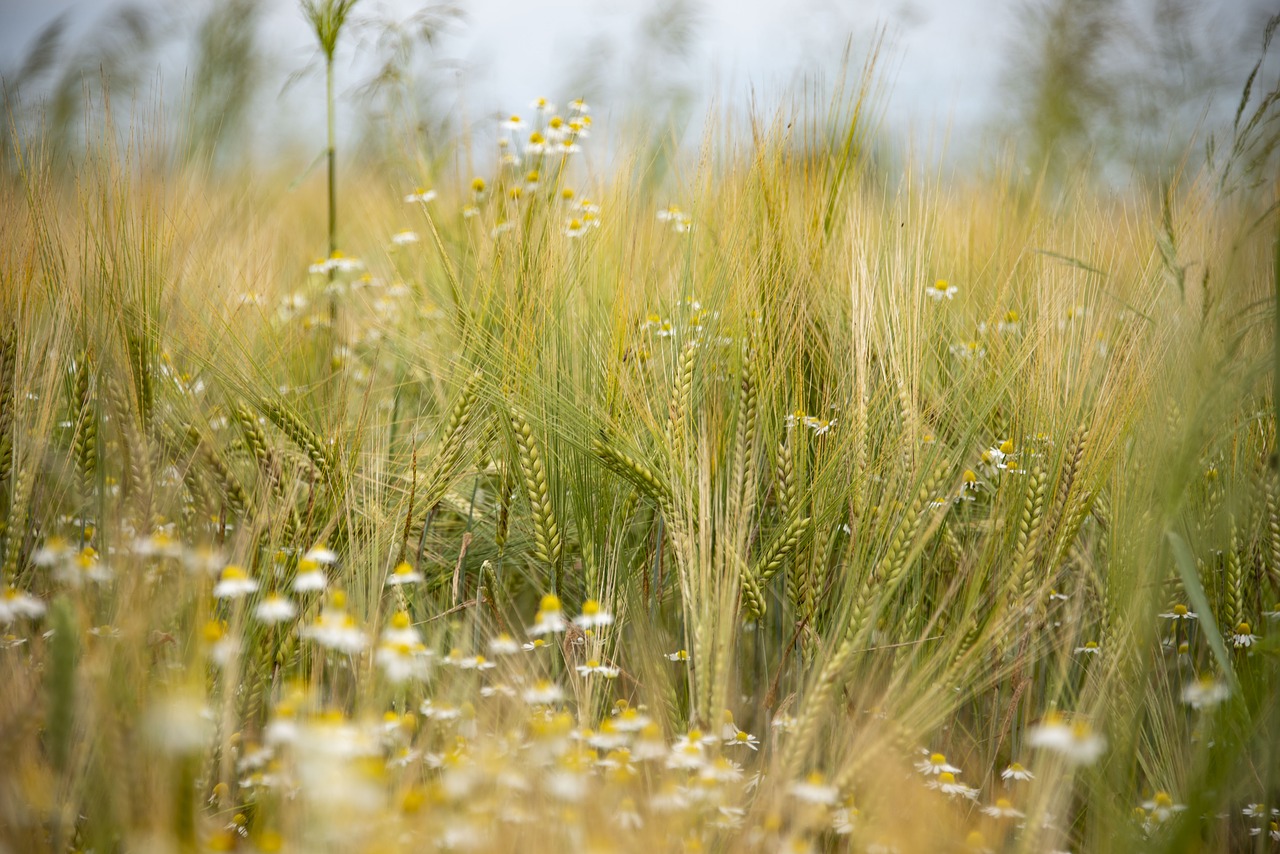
(1, 5, 1279, 853)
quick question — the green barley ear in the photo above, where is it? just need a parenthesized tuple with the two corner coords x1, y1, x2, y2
(1013, 464, 1049, 603)
(427, 370, 482, 503)
(234, 403, 300, 540)
(398, 448, 418, 566)
(71, 352, 98, 503)
(1225, 516, 1243, 629)
(665, 343, 696, 462)
(188, 427, 251, 520)
(1, 463, 31, 577)
(105, 376, 153, 522)
(1266, 473, 1280, 588)
(776, 433, 798, 520)
(0, 326, 17, 492)
(756, 515, 811, 583)
(495, 464, 513, 555)
(46, 596, 78, 774)
(732, 549, 767, 622)
(728, 337, 759, 527)
(591, 431, 672, 508)
(511, 410, 562, 587)
(259, 398, 341, 494)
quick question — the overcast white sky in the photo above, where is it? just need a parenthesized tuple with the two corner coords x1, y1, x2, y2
(0, 0, 1272, 161)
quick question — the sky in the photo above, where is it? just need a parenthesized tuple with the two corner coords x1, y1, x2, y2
(0, 0, 1272, 162)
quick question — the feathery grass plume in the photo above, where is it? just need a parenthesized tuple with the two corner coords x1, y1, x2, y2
(511, 410, 562, 586)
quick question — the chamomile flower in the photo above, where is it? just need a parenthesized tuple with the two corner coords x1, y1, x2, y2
(1001, 762, 1034, 782)
(530, 97, 554, 112)
(806, 417, 836, 436)
(303, 545, 338, 565)
(1264, 603, 1280, 620)
(928, 771, 978, 800)
(1231, 622, 1259, 648)
(1027, 713, 1107, 765)
(1181, 675, 1230, 709)
(1140, 791, 1186, 823)
(501, 114, 526, 131)
(525, 131, 548, 155)
(523, 679, 565, 706)
(568, 98, 589, 114)
(301, 592, 368, 653)
(376, 639, 431, 683)
(959, 469, 984, 498)
(1075, 641, 1102, 656)
(789, 772, 839, 805)
(213, 566, 258, 599)
(997, 310, 1021, 335)
(488, 633, 521, 655)
(573, 599, 614, 629)
(254, 594, 297, 625)
(574, 659, 621, 678)
(293, 560, 328, 593)
(657, 204, 684, 222)
(666, 649, 689, 662)
(385, 562, 423, 586)
(951, 340, 985, 360)
(726, 729, 760, 750)
(916, 752, 962, 776)
(1159, 604, 1197, 621)
(564, 218, 587, 238)
(982, 798, 1025, 819)
(390, 230, 419, 246)
(404, 187, 437, 204)
(529, 594, 567, 636)
(0, 587, 46, 624)
(926, 279, 958, 301)
(56, 547, 112, 586)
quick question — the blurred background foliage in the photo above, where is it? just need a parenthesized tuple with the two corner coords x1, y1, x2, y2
(0, 0, 1276, 191)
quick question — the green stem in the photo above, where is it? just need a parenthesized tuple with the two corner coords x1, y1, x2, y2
(326, 55, 337, 262)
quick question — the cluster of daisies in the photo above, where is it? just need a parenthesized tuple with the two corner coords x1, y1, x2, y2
(394, 97, 604, 241)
